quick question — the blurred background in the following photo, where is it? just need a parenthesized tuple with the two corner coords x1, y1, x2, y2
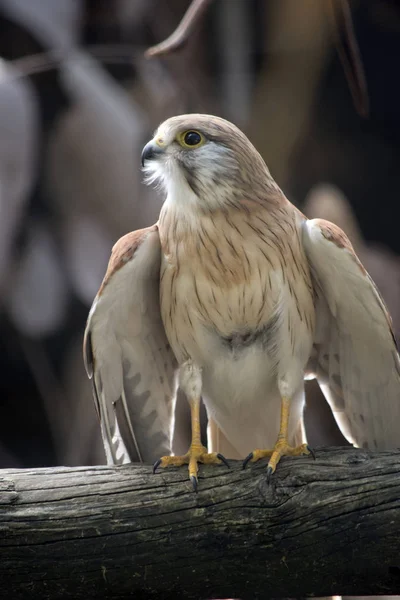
(0, 0, 399, 469)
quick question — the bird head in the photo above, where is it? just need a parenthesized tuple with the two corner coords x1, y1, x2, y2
(141, 114, 275, 211)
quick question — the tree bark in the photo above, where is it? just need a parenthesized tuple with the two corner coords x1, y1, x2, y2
(1, 447, 400, 599)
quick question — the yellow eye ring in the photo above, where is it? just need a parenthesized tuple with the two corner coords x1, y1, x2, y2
(177, 130, 205, 149)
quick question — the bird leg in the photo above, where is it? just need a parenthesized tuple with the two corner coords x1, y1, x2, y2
(153, 361, 228, 490)
(243, 396, 311, 477)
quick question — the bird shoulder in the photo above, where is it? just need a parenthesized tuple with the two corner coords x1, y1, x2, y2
(98, 224, 158, 295)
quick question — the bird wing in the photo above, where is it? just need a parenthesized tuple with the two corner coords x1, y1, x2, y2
(83, 224, 178, 464)
(302, 218, 400, 450)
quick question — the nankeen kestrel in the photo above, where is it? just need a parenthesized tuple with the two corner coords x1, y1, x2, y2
(84, 114, 400, 490)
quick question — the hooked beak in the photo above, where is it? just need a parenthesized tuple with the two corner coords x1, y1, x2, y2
(141, 141, 164, 167)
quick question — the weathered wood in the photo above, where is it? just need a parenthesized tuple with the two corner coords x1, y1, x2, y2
(1, 447, 400, 599)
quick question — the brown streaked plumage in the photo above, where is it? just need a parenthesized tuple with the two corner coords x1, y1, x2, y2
(84, 113, 400, 487)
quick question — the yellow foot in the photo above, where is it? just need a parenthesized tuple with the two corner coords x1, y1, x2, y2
(153, 445, 229, 491)
(243, 442, 315, 480)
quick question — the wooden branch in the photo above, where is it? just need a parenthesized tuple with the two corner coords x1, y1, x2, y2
(145, 0, 214, 58)
(1, 447, 400, 599)
(327, 0, 369, 117)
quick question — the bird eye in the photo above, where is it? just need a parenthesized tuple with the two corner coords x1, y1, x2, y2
(178, 130, 204, 149)
(184, 131, 201, 145)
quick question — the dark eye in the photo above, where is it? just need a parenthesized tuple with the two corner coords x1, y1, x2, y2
(184, 131, 202, 146)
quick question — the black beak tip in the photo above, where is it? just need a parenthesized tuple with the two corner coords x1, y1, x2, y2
(141, 143, 149, 168)
(141, 141, 160, 168)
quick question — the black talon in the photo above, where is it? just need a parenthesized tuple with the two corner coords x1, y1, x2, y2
(266, 466, 273, 483)
(153, 458, 162, 474)
(191, 475, 198, 493)
(243, 452, 254, 469)
(217, 453, 230, 468)
(307, 446, 316, 460)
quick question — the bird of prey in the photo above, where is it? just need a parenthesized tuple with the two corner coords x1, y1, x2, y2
(84, 114, 400, 489)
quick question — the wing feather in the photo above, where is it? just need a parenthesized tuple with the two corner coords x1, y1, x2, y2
(302, 218, 400, 450)
(83, 225, 178, 464)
